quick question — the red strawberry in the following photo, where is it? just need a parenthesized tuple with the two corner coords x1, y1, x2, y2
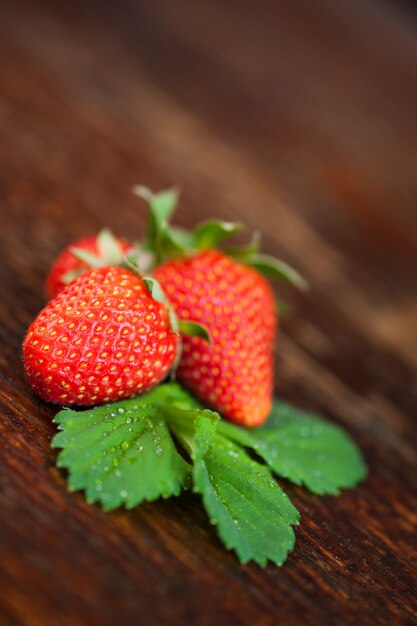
(154, 250, 277, 427)
(45, 230, 132, 300)
(24, 266, 178, 406)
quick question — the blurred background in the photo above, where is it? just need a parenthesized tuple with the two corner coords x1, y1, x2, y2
(0, 1, 416, 625)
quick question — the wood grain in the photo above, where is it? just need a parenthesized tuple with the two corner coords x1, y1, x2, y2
(0, 0, 416, 624)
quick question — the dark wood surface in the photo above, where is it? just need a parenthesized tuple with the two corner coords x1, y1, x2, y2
(0, 0, 416, 624)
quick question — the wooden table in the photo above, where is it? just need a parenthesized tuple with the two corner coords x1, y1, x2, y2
(0, 0, 416, 624)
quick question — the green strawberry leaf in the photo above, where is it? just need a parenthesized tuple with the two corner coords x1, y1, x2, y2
(142, 276, 169, 304)
(70, 247, 102, 268)
(193, 220, 242, 250)
(141, 275, 181, 336)
(96, 228, 125, 265)
(223, 231, 262, 259)
(168, 226, 195, 250)
(52, 394, 191, 510)
(218, 400, 367, 495)
(133, 186, 179, 226)
(62, 268, 85, 284)
(124, 247, 155, 275)
(70, 230, 127, 270)
(132, 186, 180, 263)
(51, 382, 366, 566)
(246, 254, 308, 290)
(166, 406, 299, 566)
(160, 225, 192, 260)
(178, 320, 212, 344)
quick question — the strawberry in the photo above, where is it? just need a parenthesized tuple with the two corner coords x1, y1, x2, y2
(24, 266, 178, 406)
(154, 250, 276, 427)
(45, 229, 132, 300)
(132, 186, 307, 427)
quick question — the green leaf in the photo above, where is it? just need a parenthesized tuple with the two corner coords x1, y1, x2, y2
(143, 276, 168, 305)
(167, 408, 299, 566)
(70, 247, 102, 268)
(246, 254, 308, 290)
(161, 404, 218, 453)
(160, 226, 192, 259)
(142, 276, 180, 335)
(178, 320, 212, 344)
(96, 228, 125, 265)
(224, 231, 261, 259)
(132, 185, 180, 263)
(133, 186, 179, 225)
(194, 220, 242, 250)
(70, 230, 126, 270)
(62, 268, 84, 284)
(52, 394, 191, 510)
(219, 400, 367, 495)
(224, 232, 307, 290)
(51, 381, 366, 566)
(125, 248, 155, 275)
(169, 226, 195, 249)
(150, 381, 202, 407)
(194, 429, 299, 566)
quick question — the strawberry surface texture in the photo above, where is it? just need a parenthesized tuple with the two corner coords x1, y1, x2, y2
(45, 235, 132, 300)
(24, 266, 178, 406)
(154, 250, 277, 427)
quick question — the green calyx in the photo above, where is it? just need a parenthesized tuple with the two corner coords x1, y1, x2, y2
(64, 187, 307, 292)
(64, 188, 307, 292)
(132, 185, 307, 290)
(72, 229, 126, 267)
(62, 229, 129, 284)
